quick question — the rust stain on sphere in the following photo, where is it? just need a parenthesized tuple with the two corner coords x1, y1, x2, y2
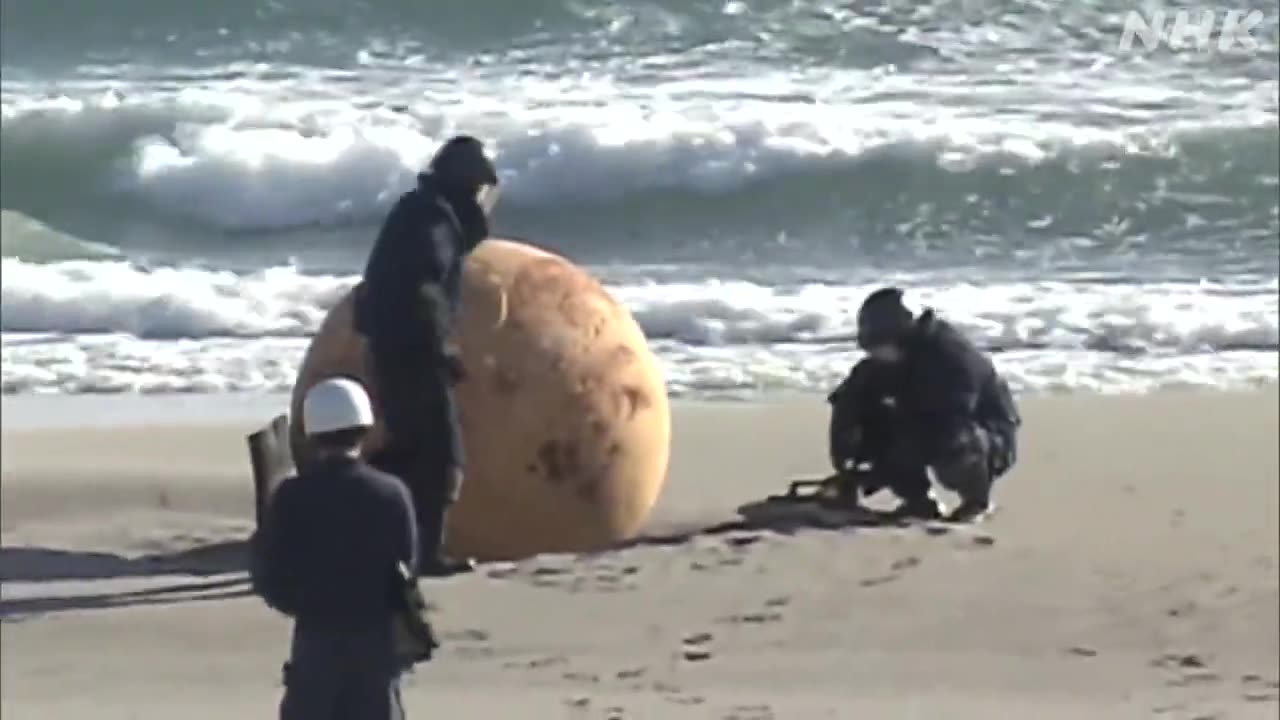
(289, 239, 671, 560)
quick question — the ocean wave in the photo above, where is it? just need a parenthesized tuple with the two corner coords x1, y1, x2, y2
(3, 257, 1275, 396)
(1, 77, 1275, 252)
(4, 336, 1276, 398)
(3, 256, 1275, 346)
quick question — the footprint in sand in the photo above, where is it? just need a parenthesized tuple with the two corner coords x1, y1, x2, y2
(724, 533, 764, 550)
(890, 556, 920, 571)
(1241, 674, 1280, 702)
(681, 632, 713, 662)
(720, 611, 784, 625)
(532, 562, 574, 576)
(725, 704, 775, 720)
(1153, 652, 1209, 670)
(1152, 652, 1224, 689)
(860, 556, 922, 587)
(1167, 671, 1221, 688)
(485, 562, 520, 579)
(592, 564, 639, 582)
(444, 628, 494, 659)
(503, 654, 568, 670)
(859, 574, 898, 587)
(650, 679, 706, 705)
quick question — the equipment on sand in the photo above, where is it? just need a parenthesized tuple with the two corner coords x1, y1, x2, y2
(734, 468, 990, 530)
(247, 414, 294, 526)
(735, 471, 888, 528)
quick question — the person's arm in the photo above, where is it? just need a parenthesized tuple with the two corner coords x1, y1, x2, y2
(427, 223, 463, 319)
(827, 359, 874, 470)
(249, 477, 301, 616)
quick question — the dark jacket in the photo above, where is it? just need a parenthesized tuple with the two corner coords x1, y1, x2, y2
(358, 173, 481, 343)
(357, 172, 475, 473)
(251, 454, 418, 630)
(832, 310, 1021, 469)
(895, 310, 1021, 464)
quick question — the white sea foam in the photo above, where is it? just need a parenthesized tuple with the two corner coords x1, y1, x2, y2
(3, 258, 1275, 396)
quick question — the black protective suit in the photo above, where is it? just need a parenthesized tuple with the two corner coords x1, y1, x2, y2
(355, 171, 488, 561)
(251, 454, 419, 720)
(828, 309, 1021, 507)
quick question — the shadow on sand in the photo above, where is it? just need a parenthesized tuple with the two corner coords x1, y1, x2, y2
(613, 499, 912, 551)
(1, 576, 251, 620)
(0, 540, 249, 583)
(0, 498, 936, 620)
(0, 540, 253, 620)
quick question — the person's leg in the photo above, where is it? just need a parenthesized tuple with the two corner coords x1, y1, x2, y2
(334, 671, 405, 720)
(413, 465, 472, 577)
(414, 479, 447, 569)
(278, 660, 340, 720)
(876, 440, 943, 520)
(932, 424, 994, 522)
(366, 339, 472, 575)
(365, 341, 432, 494)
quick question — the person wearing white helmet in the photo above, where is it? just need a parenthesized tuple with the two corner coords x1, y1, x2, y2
(251, 377, 420, 720)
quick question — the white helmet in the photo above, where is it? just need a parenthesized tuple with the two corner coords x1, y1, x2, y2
(302, 377, 375, 435)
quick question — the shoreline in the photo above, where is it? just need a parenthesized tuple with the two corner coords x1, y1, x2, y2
(2, 382, 1276, 432)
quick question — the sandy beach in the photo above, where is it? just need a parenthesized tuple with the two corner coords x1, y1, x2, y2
(2, 389, 1277, 719)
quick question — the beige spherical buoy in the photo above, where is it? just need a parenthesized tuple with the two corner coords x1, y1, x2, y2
(289, 239, 671, 561)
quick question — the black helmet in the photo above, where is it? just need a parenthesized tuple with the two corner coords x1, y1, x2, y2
(428, 135, 499, 192)
(856, 287, 915, 349)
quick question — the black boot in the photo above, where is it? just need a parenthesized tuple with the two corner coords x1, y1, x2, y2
(935, 456, 995, 523)
(885, 492, 945, 521)
(881, 462, 944, 521)
(416, 505, 475, 578)
(945, 481, 993, 523)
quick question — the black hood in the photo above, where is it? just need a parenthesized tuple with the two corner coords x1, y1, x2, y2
(417, 172, 489, 252)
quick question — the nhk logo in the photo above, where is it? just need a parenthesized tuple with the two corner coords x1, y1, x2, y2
(1118, 8, 1270, 53)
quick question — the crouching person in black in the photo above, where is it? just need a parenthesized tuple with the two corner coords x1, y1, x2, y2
(251, 377, 420, 720)
(827, 287, 1022, 523)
